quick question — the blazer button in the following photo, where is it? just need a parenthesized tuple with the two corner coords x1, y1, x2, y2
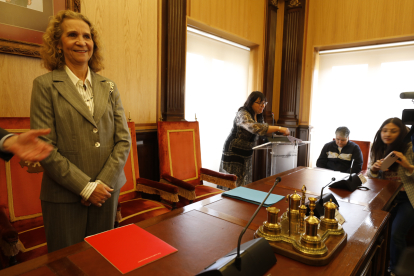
(95, 142, 100, 147)
(93, 128, 98, 133)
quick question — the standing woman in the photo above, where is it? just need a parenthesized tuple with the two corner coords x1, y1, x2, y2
(367, 118, 414, 275)
(30, 10, 131, 252)
(219, 91, 290, 187)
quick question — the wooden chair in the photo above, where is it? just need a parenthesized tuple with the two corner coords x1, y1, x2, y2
(157, 121, 237, 207)
(117, 122, 179, 226)
(0, 118, 179, 266)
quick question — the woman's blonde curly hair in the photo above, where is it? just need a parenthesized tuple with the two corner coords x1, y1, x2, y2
(41, 10, 104, 72)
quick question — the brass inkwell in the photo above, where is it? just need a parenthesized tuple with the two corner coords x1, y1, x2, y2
(255, 185, 346, 265)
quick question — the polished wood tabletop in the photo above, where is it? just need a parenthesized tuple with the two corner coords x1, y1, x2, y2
(2, 167, 401, 276)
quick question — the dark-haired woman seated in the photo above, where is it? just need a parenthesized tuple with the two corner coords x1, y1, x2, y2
(219, 91, 290, 188)
(367, 118, 414, 275)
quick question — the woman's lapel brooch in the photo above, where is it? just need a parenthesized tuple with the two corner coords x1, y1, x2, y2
(107, 81, 114, 94)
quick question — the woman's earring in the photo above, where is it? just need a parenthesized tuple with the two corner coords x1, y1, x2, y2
(58, 48, 62, 53)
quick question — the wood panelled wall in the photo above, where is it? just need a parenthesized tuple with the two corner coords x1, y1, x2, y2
(301, 0, 414, 126)
(0, 55, 47, 117)
(187, 0, 267, 93)
(82, 0, 158, 129)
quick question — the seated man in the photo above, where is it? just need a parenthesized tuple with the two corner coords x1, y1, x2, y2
(316, 126, 363, 174)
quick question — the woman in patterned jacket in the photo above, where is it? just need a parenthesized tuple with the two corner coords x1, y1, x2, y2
(219, 91, 290, 187)
(367, 117, 414, 275)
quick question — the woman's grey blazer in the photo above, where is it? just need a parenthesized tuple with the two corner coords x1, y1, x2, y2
(30, 68, 131, 203)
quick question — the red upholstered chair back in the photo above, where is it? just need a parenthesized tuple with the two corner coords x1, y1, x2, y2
(351, 140, 371, 171)
(118, 122, 140, 201)
(157, 121, 202, 186)
(118, 121, 175, 225)
(0, 117, 47, 262)
(332, 138, 371, 171)
(0, 118, 44, 232)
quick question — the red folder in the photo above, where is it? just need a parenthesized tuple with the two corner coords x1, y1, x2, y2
(85, 224, 178, 274)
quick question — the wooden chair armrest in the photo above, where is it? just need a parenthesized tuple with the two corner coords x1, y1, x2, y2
(160, 174, 197, 201)
(200, 168, 237, 181)
(160, 174, 196, 191)
(137, 177, 180, 203)
(200, 168, 237, 189)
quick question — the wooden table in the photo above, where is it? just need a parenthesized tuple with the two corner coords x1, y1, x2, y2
(2, 167, 401, 276)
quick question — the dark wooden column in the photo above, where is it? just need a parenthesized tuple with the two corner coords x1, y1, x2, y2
(262, 0, 279, 125)
(253, 0, 279, 182)
(160, 0, 187, 121)
(276, 0, 310, 166)
(297, 125, 311, 166)
(66, 0, 81, 12)
(277, 0, 306, 128)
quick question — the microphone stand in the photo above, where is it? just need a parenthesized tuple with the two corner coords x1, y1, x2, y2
(318, 177, 336, 205)
(235, 177, 281, 270)
(348, 159, 355, 181)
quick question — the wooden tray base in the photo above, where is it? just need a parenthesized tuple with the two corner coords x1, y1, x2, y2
(254, 231, 347, 266)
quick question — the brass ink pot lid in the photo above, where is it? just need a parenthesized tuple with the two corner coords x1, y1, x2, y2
(324, 198, 337, 209)
(305, 216, 320, 225)
(291, 191, 301, 201)
(266, 207, 280, 213)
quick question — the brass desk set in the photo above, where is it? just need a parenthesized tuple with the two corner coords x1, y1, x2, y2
(254, 186, 347, 266)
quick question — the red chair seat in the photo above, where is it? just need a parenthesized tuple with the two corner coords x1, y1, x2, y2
(118, 198, 171, 226)
(174, 185, 222, 208)
(195, 185, 222, 201)
(15, 226, 47, 263)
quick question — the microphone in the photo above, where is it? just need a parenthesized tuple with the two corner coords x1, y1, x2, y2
(329, 158, 367, 192)
(235, 177, 281, 268)
(318, 177, 336, 205)
(400, 92, 414, 99)
(196, 177, 281, 276)
(349, 159, 354, 176)
(306, 177, 338, 218)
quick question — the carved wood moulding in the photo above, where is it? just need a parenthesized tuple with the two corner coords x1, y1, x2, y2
(270, 0, 278, 8)
(0, 39, 40, 58)
(0, 0, 80, 58)
(287, 0, 302, 8)
(66, 0, 80, 12)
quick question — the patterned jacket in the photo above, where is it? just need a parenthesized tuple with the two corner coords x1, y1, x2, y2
(396, 145, 414, 208)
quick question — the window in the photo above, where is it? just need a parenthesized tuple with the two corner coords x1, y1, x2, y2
(310, 43, 414, 167)
(186, 28, 250, 173)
